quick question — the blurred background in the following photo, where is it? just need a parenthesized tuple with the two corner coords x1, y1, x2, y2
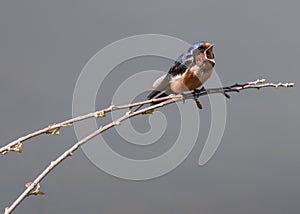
(0, 0, 299, 213)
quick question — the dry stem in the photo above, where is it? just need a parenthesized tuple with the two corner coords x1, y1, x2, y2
(3, 79, 294, 214)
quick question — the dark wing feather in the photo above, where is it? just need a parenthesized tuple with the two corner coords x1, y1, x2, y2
(147, 51, 193, 100)
(168, 52, 193, 76)
(147, 90, 161, 99)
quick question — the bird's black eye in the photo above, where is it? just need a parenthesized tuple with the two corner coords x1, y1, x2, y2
(199, 46, 205, 51)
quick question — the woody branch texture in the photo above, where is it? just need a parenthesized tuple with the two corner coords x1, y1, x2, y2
(2, 79, 294, 214)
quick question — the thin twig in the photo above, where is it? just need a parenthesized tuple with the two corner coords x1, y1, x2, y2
(0, 96, 176, 155)
(3, 99, 177, 214)
(0, 79, 294, 155)
(3, 79, 294, 214)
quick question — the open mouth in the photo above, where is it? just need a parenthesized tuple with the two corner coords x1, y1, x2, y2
(204, 45, 214, 61)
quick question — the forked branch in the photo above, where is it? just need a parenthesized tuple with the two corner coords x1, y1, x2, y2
(3, 79, 294, 214)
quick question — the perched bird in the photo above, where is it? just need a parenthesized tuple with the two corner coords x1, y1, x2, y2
(135, 41, 215, 111)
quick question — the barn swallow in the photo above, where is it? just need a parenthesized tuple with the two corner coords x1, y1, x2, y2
(135, 41, 215, 111)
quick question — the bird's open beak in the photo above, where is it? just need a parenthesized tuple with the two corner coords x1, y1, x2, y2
(204, 44, 215, 64)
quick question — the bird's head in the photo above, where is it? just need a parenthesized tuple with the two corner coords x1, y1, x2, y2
(191, 41, 215, 66)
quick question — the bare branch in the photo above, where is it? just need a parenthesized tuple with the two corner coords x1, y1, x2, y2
(189, 79, 294, 98)
(2, 79, 295, 213)
(3, 99, 176, 214)
(0, 79, 294, 155)
(0, 96, 171, 155)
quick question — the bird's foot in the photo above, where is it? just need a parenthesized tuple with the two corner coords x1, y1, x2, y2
(191, 88, 203, 109)
(194, 99, 203, 109)
(192, 87, 206, 98)
(190, 88, 205, 109)
(181, 93, 186, 104)
(192, 88, 201, 94)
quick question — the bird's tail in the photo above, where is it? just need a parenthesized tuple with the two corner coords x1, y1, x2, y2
(147, 90, 161, 100)
(132, 103, 144, 112)
(131, 90, 168, 112)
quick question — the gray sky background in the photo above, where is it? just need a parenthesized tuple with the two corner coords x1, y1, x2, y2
(0, 0, 300, 213)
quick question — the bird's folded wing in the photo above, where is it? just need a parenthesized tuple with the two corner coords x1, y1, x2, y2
(153, 74, 169, 89)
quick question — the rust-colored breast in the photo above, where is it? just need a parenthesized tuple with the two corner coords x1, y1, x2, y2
(182, 69, 202, 90)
